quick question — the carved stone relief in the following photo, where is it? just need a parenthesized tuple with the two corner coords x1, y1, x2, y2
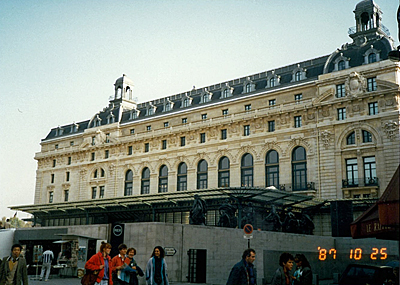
(345, 72, 367, 98)
(382, 120, 398, 141)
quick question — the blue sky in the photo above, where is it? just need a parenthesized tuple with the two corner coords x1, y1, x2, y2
(0, 0, 398, 219)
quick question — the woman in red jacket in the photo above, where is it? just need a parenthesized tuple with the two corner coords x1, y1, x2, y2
(85, 241, 113, 285)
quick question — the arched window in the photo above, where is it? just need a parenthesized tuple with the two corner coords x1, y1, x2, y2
(158, 165, 168, 193)
(368, 53, 376, 63)
(93, 169, 98, 179)
(292, 146, 307, 191)
(223, 89, 228, 98)
(124, 170, 133, 196)
(266, 150, 279, 188)
(177, 162, 187, 191)
(141, 167, 150, 194)
(101, 168, 105, 177)
(246, 83, 251, 93)
(295, 71, 301, 81)
(183, 98, 189, 107)
(338, 60, 345, 71)
(347, 132, 355, 145)
(203, 94, 209, 103)
(197, 160, 208, 189)
(218, 156, 230, 187)
(362, 130, 373, 143)
(241, 153, 253, 187)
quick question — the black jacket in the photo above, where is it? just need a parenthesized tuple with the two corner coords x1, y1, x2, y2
(226, 259, 257, 285)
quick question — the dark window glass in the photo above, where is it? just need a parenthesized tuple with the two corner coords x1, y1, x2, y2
(141, 168, 150, 194)
(162, 140, 167, 150)
(180, 136, 186, 146)
(177, 162, 187, 191)
(221, 129, 227, 140)
(367, 77, 377, 91)
(368, 53, 376, 63)
(64, 190, 69, 202)
(346, 158, 358, 186)
(92, 187, 97, 199)
(266, 150, 279, 188)
(362, 130, 373, 143)
(124, 170, 133, 196)
(145, 143, 149, 152)
(200, 133, 206, 143)
(268, 121, 275, 132)
(244, 125, 250, 136)
(158, 165, 168, 193)
(338, 60, 345, 70)
(292, 146, 307, 191)
(241, 153, 253, 187)
(294, 116, 302, 128)
(99, 186, 105, 198)
(337, 108, 346, 120)
(336, 84, 345, 97)
(218, 156, 230, 187)
(364, 156, 376, 185)
(347, 132, 355, 145)
(368, 102, 378, 115)
(197, 160, 208, 189)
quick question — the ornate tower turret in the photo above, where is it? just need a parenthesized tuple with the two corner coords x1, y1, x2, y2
(349, 0, 392, 45)
(111, 74, 137, 110)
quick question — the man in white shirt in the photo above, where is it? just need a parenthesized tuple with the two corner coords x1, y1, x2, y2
(40, 249, 54, 281)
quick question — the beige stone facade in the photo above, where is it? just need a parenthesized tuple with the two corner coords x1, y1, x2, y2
(33, 60, 399, 206)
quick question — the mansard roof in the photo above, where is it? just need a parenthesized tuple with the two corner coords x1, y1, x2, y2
(42, 0, 395, 142)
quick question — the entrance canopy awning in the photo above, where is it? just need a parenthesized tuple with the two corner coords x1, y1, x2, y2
(10, 187, 325, 215)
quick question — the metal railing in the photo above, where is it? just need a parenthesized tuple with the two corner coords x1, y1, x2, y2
(342, 177, 379, 188)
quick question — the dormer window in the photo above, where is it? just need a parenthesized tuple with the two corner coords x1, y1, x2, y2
(56, 127, 64, 136)
(333, 53, 350, 71)
(71, 123, 79, 133)
(267, 71, 280, 88)
(181, 93, 193, 108)
(338, 60, 345, 71)
(270, 78, 275, 87)
(200, 88, 212, 104)
(364, 46, 380, 64)
(107, 113, 115, 124)
(130, 108, 140, 120)
(220, 83, 233, 99)
(146, 102, 156, 116)
(242, 77, 255, 94)
(163, 98, 174, 112)
(93, 115, 101, 127)
(291, 65, 307, 82)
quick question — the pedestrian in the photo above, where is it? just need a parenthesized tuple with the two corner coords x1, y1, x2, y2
(145, 246, 169, 285)
(39, 248, 54, 281)
(271, 252, 294, 285)
(125, 248, 143, 285)
(0, 243, 29, 285)
(85, 241, 113, 285)
(226, 248, 257, 285)
(111, 244, 128, 285)
(292, 254, 312, 285)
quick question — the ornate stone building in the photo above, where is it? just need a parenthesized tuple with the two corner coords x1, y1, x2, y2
(13, 0, 399, 233)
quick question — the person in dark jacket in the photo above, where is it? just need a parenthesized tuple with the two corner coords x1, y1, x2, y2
(125, 248, 143, 285)
(271, 253, 294, 285)
(0, 243, 29, 285)
(293, 254, 312, 285)
(226, 248, 257, 285)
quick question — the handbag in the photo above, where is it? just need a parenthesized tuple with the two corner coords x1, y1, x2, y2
(81, 269, 100, 285)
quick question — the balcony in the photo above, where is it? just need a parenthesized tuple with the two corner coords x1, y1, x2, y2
(342, 177, 379, 188)
(279, 182, 316, 191)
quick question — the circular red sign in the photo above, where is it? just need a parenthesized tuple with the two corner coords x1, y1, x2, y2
(243, 224, 253, 235)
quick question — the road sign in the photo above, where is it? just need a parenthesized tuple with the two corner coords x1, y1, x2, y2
(243, 224, 253, 235)
(164, 247, 177, 256)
